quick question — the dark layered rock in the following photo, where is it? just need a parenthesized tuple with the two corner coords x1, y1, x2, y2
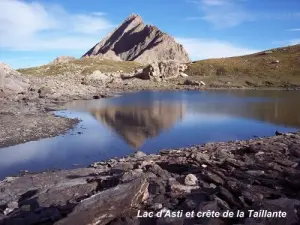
(0, 132, 300, 225)
(55, 176, 148, 225)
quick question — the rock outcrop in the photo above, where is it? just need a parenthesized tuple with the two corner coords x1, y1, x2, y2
(0, 62, 30, 95)
(82, 14, 190, 64)
(50, 56, 76, 64)
(136, 61, 188, 81)
(83, 70, 124, 85)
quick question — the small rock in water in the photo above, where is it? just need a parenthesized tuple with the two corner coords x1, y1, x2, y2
(184, 174, 198, 186)
(275, 130, 283, 136)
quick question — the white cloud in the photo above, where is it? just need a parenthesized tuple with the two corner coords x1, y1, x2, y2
(176, 37, 259, 60)
(188, 0, 254, 28)
(92, 12, 107, 17)
(0, 0, 113, 51)
(185, 16, 203, 21)
(201, 0, 227, 6)
(287, 28, 300, 31)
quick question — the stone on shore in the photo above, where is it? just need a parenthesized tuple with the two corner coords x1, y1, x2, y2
(183, 79, 205, 86)
(184, 174, 198, 186)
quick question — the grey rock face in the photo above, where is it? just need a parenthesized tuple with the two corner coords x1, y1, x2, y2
(82, 14, 190, 64)
(136, 61, 187, 80)
(0, 62, 30, 94)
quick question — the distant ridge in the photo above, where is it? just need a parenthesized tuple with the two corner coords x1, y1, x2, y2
(82, 13, 190, 64)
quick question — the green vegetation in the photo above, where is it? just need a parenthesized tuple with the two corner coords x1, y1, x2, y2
(17, 45, 300, 88)
(18, 57, 141, 76)
(186, 44, 300, 88)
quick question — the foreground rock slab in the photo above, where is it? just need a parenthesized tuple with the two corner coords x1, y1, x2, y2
(55, 176, 148, 225)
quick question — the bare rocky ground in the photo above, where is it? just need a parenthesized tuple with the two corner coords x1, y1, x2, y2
(0, 132, 299, 225)
(0, 97, 79, 148)
(0, 110, 78, 148)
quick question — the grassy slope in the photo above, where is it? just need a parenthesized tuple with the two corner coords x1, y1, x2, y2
(18, 58, 141, 76)
(18, 45, 300, 88)
(186, 44, 300, 88)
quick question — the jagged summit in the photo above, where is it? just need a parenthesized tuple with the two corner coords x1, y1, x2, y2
(125, 13, 143, 23)
(82, 13, 190, 64)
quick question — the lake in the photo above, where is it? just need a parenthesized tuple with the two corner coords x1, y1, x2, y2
(0, 90, 300, 179)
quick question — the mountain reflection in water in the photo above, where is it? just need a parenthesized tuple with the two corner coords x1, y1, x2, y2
(90, 102, 185, 149)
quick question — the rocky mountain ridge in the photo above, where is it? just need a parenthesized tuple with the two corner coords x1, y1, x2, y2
(82, 14, 190, 64)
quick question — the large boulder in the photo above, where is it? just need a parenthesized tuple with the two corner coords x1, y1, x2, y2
(136, 61, 188, 81)
(83, 70, 122, 85)
(85, 70, 111, 84)
(55, 176, 148, 225)
(82, 14, 190, 64)
(0, 62, 30, 94)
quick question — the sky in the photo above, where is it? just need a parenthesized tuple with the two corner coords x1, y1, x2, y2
(0, 0, 300, 69)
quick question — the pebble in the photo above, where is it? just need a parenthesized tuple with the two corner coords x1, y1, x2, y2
(151, 203, 163, 211)
(184, 174, 198, 186)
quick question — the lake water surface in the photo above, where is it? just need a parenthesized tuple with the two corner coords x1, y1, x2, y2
(1, 90, 300, 179)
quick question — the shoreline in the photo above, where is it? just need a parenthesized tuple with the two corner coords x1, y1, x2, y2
(0, 131, 299, 224)
(1, 86, 299, 148)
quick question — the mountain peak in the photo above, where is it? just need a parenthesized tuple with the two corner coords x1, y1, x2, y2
(82, 14, 190, 63)
(125, 13, 142, 21)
